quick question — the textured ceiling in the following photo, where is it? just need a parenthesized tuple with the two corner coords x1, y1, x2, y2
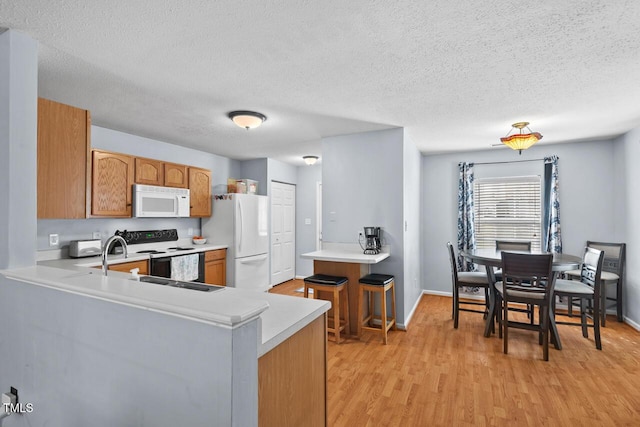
(2, 1, 640, 165)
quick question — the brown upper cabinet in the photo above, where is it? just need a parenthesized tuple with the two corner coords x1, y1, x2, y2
(189, 167, 212, 217)
(164, 162, 189, 188)
(37, 98, 91, 219)
(134, 157, 164, 186)
(91, 150, 134, 217)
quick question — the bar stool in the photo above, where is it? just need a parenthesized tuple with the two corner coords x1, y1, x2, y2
(358, 274, 397, 344)
(303, 274, 349, 343)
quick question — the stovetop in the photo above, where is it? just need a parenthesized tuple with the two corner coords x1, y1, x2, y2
(111, 229, 201, 258)
(115, 228, 179, 245)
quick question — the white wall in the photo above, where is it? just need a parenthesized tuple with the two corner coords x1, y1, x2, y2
(422, 140, 617, 296)
(295, 164, 322, 277)
(0, 30, 38, 269)
(322, 128, 407, 323)
(613, 127, 640, 327)
(37, 126, 242, 251)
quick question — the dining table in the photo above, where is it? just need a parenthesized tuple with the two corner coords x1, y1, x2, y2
(461, 248, 581, 350)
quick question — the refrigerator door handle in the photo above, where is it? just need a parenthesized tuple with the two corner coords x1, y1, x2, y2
(238, 200, 243, 252)
(239, 254, 268, 263)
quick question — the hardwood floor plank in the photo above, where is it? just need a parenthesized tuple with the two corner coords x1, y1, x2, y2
(270, 282, 640, 426)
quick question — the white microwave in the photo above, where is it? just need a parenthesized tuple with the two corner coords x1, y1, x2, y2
(133, 184, 190, 218)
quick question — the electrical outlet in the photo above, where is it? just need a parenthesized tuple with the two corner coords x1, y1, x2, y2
(49, 234, 59, 247)
(92, 231, 101, 239)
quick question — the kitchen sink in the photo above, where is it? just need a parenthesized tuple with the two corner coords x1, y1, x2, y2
(139, 276, 224, 293)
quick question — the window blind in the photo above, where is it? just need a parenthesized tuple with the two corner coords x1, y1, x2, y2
(473, 176, 542, 251)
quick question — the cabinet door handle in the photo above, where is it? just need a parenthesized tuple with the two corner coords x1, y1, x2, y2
(126, 203, 132, 207)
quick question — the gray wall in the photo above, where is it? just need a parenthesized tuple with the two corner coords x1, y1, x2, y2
(267, 158, 297, 188)
(0, 30, 38, 269)
(0, 275, 259, 426)
(239, 158, 268, 195)
(37, 126, 242, 250)
(422, 139, 618, 296)
(295, 164, 322, 277)
(403, 132, 423, 320)
(613, 127, 640, 327)
(421, 133, 640, 330)
(322, 128, 407, 323)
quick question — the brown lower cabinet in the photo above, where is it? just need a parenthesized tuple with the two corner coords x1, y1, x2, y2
(258, 314, 327, 427)
(96, 260, 149, 275)
(204, 249, 226, 285)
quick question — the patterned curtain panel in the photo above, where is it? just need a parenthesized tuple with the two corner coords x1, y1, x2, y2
(543, 156, 562, 253)
(457, 162, 476, 271)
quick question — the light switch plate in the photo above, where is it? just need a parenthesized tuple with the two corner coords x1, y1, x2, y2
(304, 218, 311, 225)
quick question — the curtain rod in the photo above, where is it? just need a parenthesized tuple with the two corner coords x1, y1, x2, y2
(473, 158, 546, 166)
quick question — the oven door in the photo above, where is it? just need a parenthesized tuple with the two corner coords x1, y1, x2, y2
(150, 253, 205, 283)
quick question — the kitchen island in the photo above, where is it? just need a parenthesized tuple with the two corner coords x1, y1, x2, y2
(0, 262, 329, 426)
(301, 244, 390, 336)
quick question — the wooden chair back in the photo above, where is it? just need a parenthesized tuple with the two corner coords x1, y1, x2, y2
(447, 242, 459, 285)
(579, 247, 605, 292)
(500, 252, 554, 302)
(496, 240, 532, 252)
(586, 241, 625, 277)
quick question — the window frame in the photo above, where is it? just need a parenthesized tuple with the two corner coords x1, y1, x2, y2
(473, 175, 543, 251)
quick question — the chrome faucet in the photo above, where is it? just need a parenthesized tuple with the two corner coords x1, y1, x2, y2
(102, 235, 128, 276)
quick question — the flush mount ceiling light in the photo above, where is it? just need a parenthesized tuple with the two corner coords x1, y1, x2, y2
(228, 111, 267, 130)
(500, 122, 543, 155)
(303, 155, 319, 165)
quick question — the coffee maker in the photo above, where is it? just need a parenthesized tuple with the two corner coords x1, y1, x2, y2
(361, 226, 382, 254)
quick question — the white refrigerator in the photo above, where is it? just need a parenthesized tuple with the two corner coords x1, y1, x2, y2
(202, 194, 270, 292)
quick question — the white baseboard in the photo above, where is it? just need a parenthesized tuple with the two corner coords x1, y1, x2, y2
(624, 316, 640, 331)
(422, 289, 451, 297)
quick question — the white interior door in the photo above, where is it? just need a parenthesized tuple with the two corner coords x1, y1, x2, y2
(271, 181, 295, 285)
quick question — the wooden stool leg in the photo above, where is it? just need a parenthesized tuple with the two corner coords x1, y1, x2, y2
(304, 284, 309, 298)
(334, 286, 340, 343)
(391, 281, 397, 331)
(381, 287, 388, 345)
(368, 288, 374, 327)
(342, 285, 349, 338)
(358, 286, 365, 338)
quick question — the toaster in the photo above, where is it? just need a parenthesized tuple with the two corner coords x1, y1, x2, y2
(69, 239, 102, 258)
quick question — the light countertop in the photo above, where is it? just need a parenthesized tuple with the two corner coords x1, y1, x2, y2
(38, 241, 228, 270)
(3, 262, 329, 357)
(301, 245, 390, 264)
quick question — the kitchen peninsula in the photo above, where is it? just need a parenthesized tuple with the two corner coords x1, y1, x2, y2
(301, 244, 390, 336)
(0, 262, 329, 426)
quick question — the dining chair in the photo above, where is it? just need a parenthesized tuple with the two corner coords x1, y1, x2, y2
(553, 247, 604, 350)
(495, 240, 533, 320)
(564, 241, 625, 326)
(495, 240, 532, 251)
(496, 252, 555, 361)
(447, 242, 490, 328)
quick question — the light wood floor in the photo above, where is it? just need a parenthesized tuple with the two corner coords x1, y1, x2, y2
(270, 279, 640, 426)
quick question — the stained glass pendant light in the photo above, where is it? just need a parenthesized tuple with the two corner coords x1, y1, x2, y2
(500, 122, 543, 154)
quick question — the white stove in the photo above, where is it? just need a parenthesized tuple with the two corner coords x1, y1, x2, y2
(114, 229, 204, 281)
